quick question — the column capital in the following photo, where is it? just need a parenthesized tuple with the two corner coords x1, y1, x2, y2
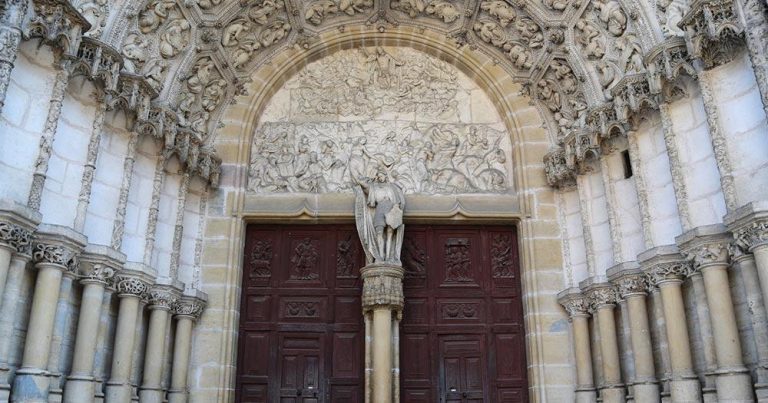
(0, 200, 41, 256)
(580, 279, 617, 312)
(172, 293, 207, 320)
(726, 201, 768, 252)
(639, 245, 691, 286)
(79, 244, 125, 287)
(607, 262, 648, 299)
(115, 274, 151, 299)
(32, 224, 87, 272)
(557, 288, 589, 319)
(676, 224, 732, 271)
(147, 286, 179, 311)
(360, 263, 404, 312)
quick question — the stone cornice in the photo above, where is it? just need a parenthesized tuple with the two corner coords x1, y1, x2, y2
(725, 201, 768, 252)
(557, 287, 589, 319)
(639, 245, 691, 286)
(676, 224, 732, 271)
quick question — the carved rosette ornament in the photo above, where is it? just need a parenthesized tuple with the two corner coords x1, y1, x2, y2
(148, 287, 178, 311)
(360, 264, 404, 312)
(115, 275, 149, 298)
(679, 0, 745, 69)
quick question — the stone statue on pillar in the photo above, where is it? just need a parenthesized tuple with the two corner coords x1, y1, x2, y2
(353, 167, 405, 265)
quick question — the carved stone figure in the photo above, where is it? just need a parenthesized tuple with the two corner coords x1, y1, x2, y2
(77, 0, 109, 37)
(122, 32, 150, 64)
(593, 0, 627, 36)
(575, 19, 605, 59)
(259, 20, 291, 47)
(159, 18, 191, 58)
(515, 18, 544, 48)
(615, 34, 645, 73)
(480, 0, 516, 26)
(354, 167, 405, 265)
(142, 58, 168, 90)
(425, 1, 461, 23)
(506, 42, 532, 69)
(542, 0, 568, 11)
(474, 21, 507, 47)
(249, 0, 285, 25)
(222, 19, 251, 47)
(305, 0, 338, 24)
(139, 0, 176, 34)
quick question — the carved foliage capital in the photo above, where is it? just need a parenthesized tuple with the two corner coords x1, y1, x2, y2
(733, 218, 768, 252)
(682, 240, 730, 270)
(173, 298, 206, 319)
(148, 287, 178, 310)
(115, 275, 149, 297)
(559, 294, 589, 318)
(32, 240, 78, 268)
(613, 273, 648, 298)
(585, 285, 617, 311)
(644, 261, 691, 285)
(83, 264, 116, 285)
(0, 220, 33, 255)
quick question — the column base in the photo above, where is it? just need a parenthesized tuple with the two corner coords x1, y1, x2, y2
(104, 381, 132, 403)
(575, 387, 597, 403)
(714, 369, 754, 402)
(600, 385, 626, 403)
(93, 379, 104, 403)
(11, 368, 51, 403)
(669, 377, 701, 402)
(62, 375, 96, 403)
(138, 386, 164, 403)
(167, 388, 188, 403)
(633, 382, 660, 403)
(47, 372, 63, 403)
(756, 382, 768, 403)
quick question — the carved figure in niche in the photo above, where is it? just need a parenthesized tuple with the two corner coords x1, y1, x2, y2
(78, 0, 108, 36)
(122, 32, 150, 64)
(188, 58, 216, 93)
(363, 47, 404, 89)
(659, 0, 686, 37)
(515, 18, 543, 48)
(202, 78, 227, 112)
(353, 166, 405, 265)
(197, 0, 222, 10)
(575, 20, 605, 59)
(401, 236, 426, 278)
(505, 42, 532, 69)
(142, 58, 168, 91)
(444, 238, 472, 282)
(593, 0, 627, 36)
(474, 21, 507, 47)
(551, 60, 577, 94)
(222, 19, 251, 47)
(305, 0, 338, 24)
(615, 34, 645, 73)
(159, 19, 191, 59)
(249, 0, 285, 25)
(139, 0, 176, 34)
(249, 239, 273, 278)
(425, 1, 461, 23)
(336, 235, 358, 277)
(290, 238, 320, 280)
(596, 60, 616, 88)
(480, 0, 516, 27)
(259, 20, 291, 47)
(542, 0, 567, 11)
(537, 79, 561, 112)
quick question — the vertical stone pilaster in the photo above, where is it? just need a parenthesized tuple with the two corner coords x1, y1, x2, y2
(641, 246, 702, 402)
(558, 288, 597, 403)
(28, 62, 72, 211)
(167, 293, 205, 403)
(169, 172, 190, 280)
(142, 154, 169, 267)
(12, 225, 86, 403)
(63, 246, 122, 403)
(609, 264, 660, 403)
(582, 279, 625, 403)
(73, 99, 109, 232)
(658, 103, 692, 231)
(678, 226, 754, 401)
(139, 285, 178, 403)
(111, 132, 140, 251)
(626, 132, 655, 250)
(361, 263, 403, 403)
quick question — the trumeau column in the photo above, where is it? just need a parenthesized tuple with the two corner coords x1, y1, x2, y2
(558, 288, 598, 403)
(105, 271, 151, 403)
(12, 225, 86, 403)
(27, 60, 72, 211)
(640, 246, 701, 402)
(139, 284, 179, 403)
(63, 245, 122, 403)
(581, 279, 625, 403)
(167, 292, 206, 403)
(677, 226, 754, 401)
(609, 263, 660, 403)
(0, 0, 28, 113)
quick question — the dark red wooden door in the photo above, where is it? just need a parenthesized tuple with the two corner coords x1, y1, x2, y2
(236, 225, 365, 403)
(400, 225, 528, 402)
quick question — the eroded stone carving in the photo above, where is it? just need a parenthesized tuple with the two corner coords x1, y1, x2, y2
(304, 0, 373, 25)
(390, 0, 463, 23)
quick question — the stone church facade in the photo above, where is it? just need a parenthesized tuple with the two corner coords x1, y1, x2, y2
(0, 0, 767, 401)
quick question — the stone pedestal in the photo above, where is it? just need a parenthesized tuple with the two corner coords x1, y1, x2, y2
(12, 225, 86, 403)
(678, 226, 754, 402)
(641, 246, 701, 403)
(361, 263, 403, 403)
(609, 264, 660, 403)
(558, 288, 598, 403)
(63, 246, 122, 403)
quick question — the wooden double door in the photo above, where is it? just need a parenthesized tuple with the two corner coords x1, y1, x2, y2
(236, 224, 527, 402)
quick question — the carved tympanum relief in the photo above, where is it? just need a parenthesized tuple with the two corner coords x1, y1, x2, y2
(248, 46, 514, 195)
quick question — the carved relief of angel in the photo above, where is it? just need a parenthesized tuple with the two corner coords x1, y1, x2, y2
(202, 78, 228, 112)
(259, 20, 291, 47)
(196, 0, 222, 10)
(139, 0, 176, 34)
(551, 60, 577, 94)
(425, 1, 461, 23)
(222, 19, 251, 47)
(232, 40, 261, 69)
(338, 0, 373, 15)
(596, 60, 616, 89)
(479, 0, 516, 27)
(504, 43, 532, 69)
(159, 19, 191, 58)
(575, 19, 605, 59)
(593, 0, 627, 36)
(142, 58, 168, 90)
(188, 58, 215, 93)
(537, 79, 562, 112)
(249, 0, 284, 25)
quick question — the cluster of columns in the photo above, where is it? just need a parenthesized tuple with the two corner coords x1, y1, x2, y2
(559, 209, 768, 402)
(0, 202, 207, 403)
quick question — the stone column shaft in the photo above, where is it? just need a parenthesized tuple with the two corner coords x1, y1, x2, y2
(754, 245, 768, 313)
(0, 253, 31, 399)
(688, 272, 718, 401)
(167, 317, 192, 403)
(626, 295, 659, 402)
(627, 132, 654, 249)
(372, 308, 392, 403)
(733, 251, 768, 397)
(46, 272, 77, 402)
(659, 103, 692, 231)
(139, 288, 176, 403)
(559, 289, 597, 403)
(142, 156, 168, 267)
(168, 173, 190, 279)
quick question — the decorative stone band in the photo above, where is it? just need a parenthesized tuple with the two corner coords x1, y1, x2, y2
(360, 263, 404, 312)
(0, 221, 32, 255)
(557, 287, 589, 319)
(148, 287, 179, 311)
(172, 298, 206, 319)
(115, 275, 150, 298)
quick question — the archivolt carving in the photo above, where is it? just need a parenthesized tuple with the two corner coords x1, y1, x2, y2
(390, 0, 463, 24)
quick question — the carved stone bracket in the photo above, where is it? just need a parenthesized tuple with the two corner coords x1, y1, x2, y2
(557, 287, 590, 319)
(679, 0, 745, 69)
(676, 224, 732, 272)
(360, 263, 404, 312)
(639, 246, 692, 286)
(32, 224, 87, 271)
(726, 201, 768, 252)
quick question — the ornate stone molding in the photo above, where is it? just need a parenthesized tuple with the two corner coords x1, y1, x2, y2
(679, 0, 745, 69)
(23, 0, 91, 57)
(639, 246, 692, 286)
(557, 288, 590, 319)
(360, 263, 404, 312)
(610, 74, 658, 122)
(726, 201, 768, 252)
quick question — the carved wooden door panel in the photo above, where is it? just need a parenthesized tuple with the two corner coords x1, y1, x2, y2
(400, 225, 528, 403)
(236, 225, 365, 403)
